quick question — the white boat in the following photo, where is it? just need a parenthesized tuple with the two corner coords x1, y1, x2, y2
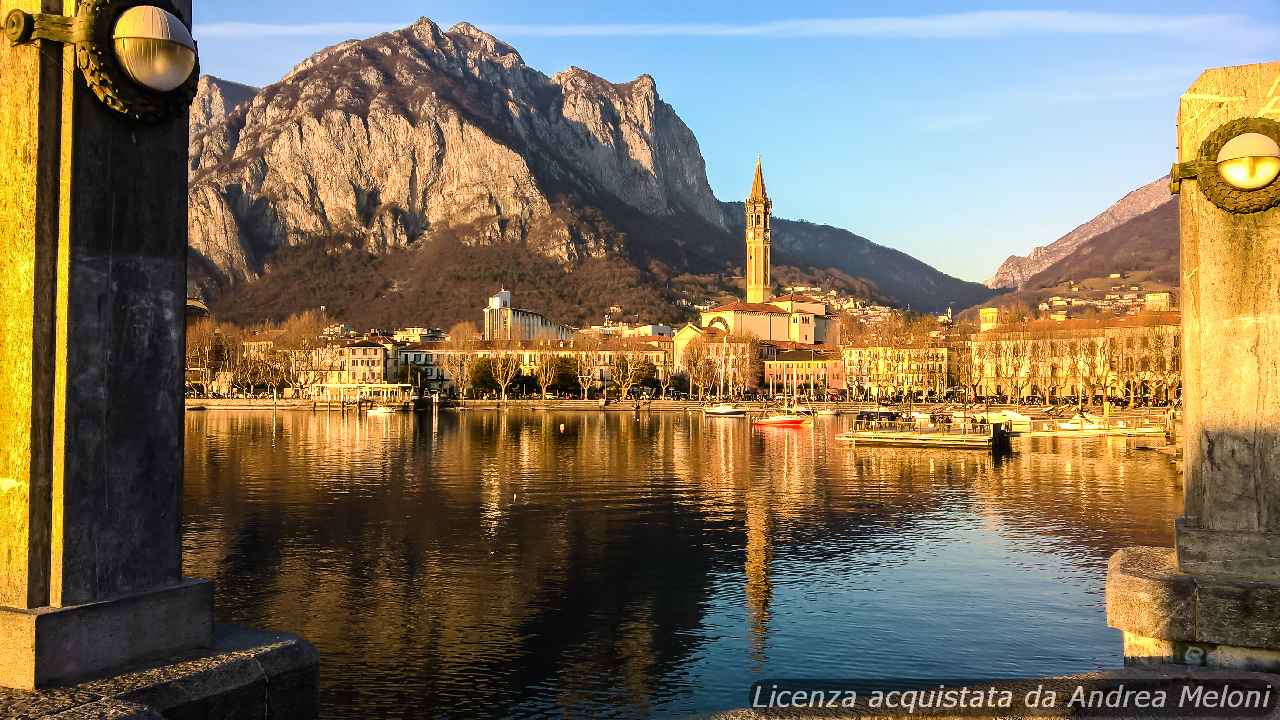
(367, 406, 397, 416)
(703, 403, 747, 417)
(754, 413, 811, 428)
(1058, 414, 1102, 430)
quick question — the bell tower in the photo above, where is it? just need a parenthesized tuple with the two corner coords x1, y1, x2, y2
(745, 156, 773, 304)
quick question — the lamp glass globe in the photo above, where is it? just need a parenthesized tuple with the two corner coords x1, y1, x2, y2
(1215, 132, 1280, 191)
(112, 6, 196, 92)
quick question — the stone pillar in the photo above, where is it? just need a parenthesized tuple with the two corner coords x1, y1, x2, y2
(1107, 61, 1280, 673)
(0, 0, 211, 690)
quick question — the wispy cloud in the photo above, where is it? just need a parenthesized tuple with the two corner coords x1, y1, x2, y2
(196, 11, 1276, 43)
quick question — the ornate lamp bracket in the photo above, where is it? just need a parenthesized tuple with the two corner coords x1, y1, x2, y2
(4, 0, 198, 123)
(1169, 116, 1280, 215)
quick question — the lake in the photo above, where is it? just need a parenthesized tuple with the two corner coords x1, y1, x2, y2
(183, 409, 1182, 718)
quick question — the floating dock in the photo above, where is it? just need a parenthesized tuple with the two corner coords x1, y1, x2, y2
(837, 431, 993, 450)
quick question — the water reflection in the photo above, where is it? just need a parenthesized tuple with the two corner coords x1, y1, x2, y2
(184, 410, 1181, 718)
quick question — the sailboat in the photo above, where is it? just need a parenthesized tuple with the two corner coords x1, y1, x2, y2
(704, 334, 747, 418)
(704, 403, 747, 417)
(753, 361, 811, 427)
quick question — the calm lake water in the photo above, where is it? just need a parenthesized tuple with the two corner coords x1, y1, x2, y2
(183, 409, 1182, 719)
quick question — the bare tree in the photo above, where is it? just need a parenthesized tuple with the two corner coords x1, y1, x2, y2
(725, 333, 761, 397)
(533, 352, 561, 398)
(609, 348, 646, 401)
(439, 327, 479, 399)
(572, 337, 603, 400)
(489, 348, 522, 401)
(683, 337, 716, 401)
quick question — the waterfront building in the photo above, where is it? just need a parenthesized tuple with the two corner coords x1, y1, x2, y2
(963, 314, 1181, 403)
(483, 290, 574, 342)
(339, 340, 388, 384)
(763, 349, 846, 397)
(842, 343, 951, 400)
(672, 325, 775, 374)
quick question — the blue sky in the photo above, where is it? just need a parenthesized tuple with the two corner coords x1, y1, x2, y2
(193, 1, 1279, 284)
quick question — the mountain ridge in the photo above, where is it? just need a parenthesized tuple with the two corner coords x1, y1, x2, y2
(986, 176, 1173, 290)
(186, 18, 997, 326)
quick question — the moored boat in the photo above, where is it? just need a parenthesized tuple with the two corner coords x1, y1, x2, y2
(753, 413, 811, 427)
(703, 403, 747, 417)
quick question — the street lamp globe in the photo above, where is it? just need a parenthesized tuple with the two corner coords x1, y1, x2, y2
(1216, 132, 1280, 191)
(112, 6, 196, 93)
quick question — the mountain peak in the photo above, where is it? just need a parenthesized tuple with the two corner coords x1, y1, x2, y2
(445, 21, 523, 62)
(553, 66, 659, 101)
(986, 175, 1173, 289)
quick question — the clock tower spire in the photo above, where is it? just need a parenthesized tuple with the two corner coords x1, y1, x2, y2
(745, 156, 773, 304)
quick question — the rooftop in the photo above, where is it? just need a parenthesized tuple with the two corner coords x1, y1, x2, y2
(706, 301, 786, 314)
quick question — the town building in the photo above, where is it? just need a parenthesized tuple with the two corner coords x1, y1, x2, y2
(393, 327, 447, 343)
(482, 290, 574, 342)
(1144, 291, 1173, 312)
(764, 349, 846, 398)
(339, 340, 388, 384)
(673, 159, 839, 381)
(842, 344, 951, 400)
(579, 322, 674, 338)
(962, 315, 1181, 403)
(979, 307, 1000, 332)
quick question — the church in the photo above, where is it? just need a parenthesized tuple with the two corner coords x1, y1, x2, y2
(673, 158, 839, 369)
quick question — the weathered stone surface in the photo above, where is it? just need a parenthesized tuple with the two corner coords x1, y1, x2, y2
(1177, 521, 1280, 583)
(1108, 546, 1280, 661)
(0, 625, 318, 719)
(1105, 547, 1196, 641)
(0, 0, 214, 692)
(1176, 61, 1280, 579)
(0, 0, 61, 615)
(0, 579, 212, 691)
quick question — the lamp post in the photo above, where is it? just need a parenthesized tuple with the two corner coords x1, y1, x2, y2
(1107, 60, 1280, 673)
(0, 0, 316, 709)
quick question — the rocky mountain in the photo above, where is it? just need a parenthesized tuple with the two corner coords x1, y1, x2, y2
(986, 177, 1173, 289)
(190, 76, 258, 138)
(187, 18, 995, 327)
(1021, 200, 1178, 290)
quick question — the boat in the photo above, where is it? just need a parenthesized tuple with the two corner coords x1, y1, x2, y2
(837, 430, 992, 450)
(703, 403, 747, 417)
(816, 408, 841, 416)
(1058, 413, 1102, 431)
(367, 406, 397, 416)
(753, 413, 811, 428)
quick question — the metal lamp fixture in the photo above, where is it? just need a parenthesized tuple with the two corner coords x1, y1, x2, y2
(1216, 133, 1280, 191)
(1171, 116, 1280, 214)
(5, 0, 198, 122)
